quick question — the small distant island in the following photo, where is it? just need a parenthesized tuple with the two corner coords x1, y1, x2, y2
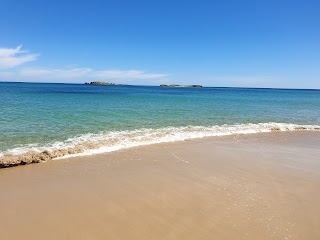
(85, 81, 126, 86)
(160, 84, 202, 88)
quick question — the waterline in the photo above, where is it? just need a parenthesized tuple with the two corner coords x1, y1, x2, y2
(1, 122, 319, 168)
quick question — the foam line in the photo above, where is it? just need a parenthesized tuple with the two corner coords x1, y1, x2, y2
(1, 122, 319, 168)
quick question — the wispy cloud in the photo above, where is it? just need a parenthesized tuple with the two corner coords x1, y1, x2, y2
(0, 45, 169, 84)
(20, 68, 93, 79)
(0, 67, 169, 84)
(92, 70, 168, 79)
(0, 45, 38, 69)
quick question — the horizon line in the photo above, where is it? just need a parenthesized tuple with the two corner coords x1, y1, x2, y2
(0, 80, 319, 91)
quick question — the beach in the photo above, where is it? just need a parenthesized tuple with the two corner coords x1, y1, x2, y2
(1, 131, 319, 240)
(2, 1, 320, 239)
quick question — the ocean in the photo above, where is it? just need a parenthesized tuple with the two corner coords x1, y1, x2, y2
(0, 82, 319, 162)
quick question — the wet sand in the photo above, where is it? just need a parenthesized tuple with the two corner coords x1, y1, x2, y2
(0, 132, 319, 240)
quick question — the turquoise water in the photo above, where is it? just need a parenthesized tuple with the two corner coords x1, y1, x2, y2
(0, 82, 319, 158)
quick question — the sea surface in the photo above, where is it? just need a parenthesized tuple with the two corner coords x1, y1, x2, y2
(0, 82, 319, 160)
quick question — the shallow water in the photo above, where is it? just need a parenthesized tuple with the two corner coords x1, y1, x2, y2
(0, 82, 319, 159)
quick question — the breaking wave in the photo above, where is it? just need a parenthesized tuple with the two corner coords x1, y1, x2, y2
(1, 122, 319, 168)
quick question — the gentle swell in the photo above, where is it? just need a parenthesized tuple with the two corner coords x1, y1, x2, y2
(1, 122, 319, 168)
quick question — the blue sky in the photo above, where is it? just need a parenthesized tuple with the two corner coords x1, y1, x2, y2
(0, 0, 319, 88)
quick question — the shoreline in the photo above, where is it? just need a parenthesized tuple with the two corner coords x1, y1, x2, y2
(0, 131, 320, 239)
(1, 123, 320, 168)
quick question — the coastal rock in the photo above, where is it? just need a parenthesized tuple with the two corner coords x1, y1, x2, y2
(85, 81, 126, 86)
(160, 84, 202, 88)
(85, 81, 115, 85)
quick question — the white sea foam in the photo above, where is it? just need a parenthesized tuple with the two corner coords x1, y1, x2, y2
(0, 123, 319, 165)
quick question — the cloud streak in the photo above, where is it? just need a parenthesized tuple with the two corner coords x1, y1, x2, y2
(0, 45, 169, 84)
(0, 67, 169, 84)
(92, 70, 169, 79)
(20, 68, 168, 80)
(0, 45, 38, 69)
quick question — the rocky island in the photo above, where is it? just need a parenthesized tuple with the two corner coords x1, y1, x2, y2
(85, 81, 126, 86)
(160, 84, 202, 88)
(85, 81, 115, 85)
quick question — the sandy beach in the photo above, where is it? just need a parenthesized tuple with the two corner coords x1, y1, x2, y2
(0, 131, 319, 240)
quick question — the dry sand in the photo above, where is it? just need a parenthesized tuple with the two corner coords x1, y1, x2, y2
(0, 131, 319, 240)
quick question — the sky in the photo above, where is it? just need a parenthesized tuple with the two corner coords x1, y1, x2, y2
(0, 0, 319, 88)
